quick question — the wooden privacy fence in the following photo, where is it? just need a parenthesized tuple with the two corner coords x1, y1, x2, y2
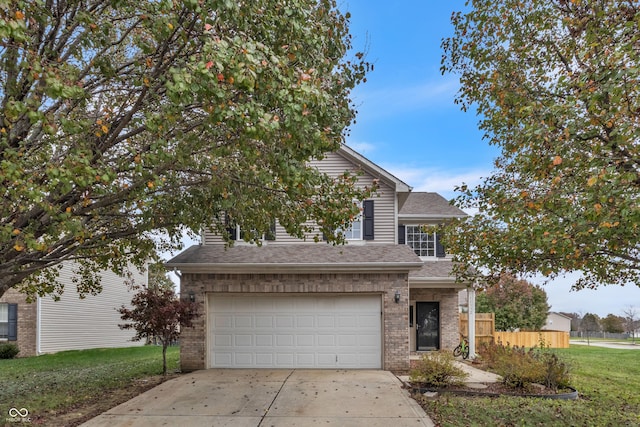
(460, 313, 495, 348)
(494, 331, 570, 348)
(459, 313, 570, 348)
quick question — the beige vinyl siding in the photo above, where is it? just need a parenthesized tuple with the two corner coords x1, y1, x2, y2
(202, 229, 225, 245)
(310, 152, 396, 244)
(38, 263, 146, 354)
(202, 151, 397, 245)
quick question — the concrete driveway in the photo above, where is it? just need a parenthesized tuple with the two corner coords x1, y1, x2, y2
(81, 369, 433, 426)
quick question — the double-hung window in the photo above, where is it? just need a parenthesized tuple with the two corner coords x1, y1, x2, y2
(226, 218, 276, 242)
(336, 200, 374, 241)
(404, 225, 445, 258)
(0, 303, 17, 341)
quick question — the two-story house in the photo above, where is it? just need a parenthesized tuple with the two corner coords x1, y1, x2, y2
(0, 263, 146, 357)
(166, 145, 468, 372)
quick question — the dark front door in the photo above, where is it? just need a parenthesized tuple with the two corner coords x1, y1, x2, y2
(416, 302, 440, 351)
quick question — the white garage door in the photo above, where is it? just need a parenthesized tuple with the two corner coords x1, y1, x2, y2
(209, 295, 381, 368)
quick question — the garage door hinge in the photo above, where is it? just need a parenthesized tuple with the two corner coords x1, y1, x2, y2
(336, 355, 338, 363)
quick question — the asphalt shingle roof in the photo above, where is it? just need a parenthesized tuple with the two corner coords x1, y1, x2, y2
(409, 260, 456, 279)
(398, 192, 467, 218)
(166, 244, 424, 273)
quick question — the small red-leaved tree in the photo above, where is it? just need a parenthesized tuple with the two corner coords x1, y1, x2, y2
(119, 287, 199, 375)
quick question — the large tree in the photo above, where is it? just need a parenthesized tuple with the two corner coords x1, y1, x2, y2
(601, 313, 625, 334)
(441, 0, 640, 290)
(0, 1, 373, 299)
(475, 273, 550, 331)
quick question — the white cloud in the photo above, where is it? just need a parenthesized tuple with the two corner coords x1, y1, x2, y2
(383, 164, 490, 201)
(353, 77, 460, 119)
(345, 141, 377, 155)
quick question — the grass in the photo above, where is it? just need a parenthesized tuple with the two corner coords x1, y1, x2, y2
(417, 346, 640, 426)
(0, 345, 179, 423)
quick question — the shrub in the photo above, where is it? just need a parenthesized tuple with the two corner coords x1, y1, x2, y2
(410, 350, 469, 388)
(0, 343, 20, 359)
(478, 340, 571, 391)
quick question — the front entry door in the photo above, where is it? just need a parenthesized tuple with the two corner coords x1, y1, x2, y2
(416, 302, 440, 351)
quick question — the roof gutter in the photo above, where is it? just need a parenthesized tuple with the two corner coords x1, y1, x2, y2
(165, 261, 424, 274)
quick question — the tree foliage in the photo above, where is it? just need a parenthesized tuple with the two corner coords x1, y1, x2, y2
(600, 313, 625, 333)
(118, 285, 199, 375)
(475, 273, 550, 331)
(441, 0, 640, 290)
(0, 0, 373, 299)
(148, 262, 175, 291)
(581, 312, 601, 335)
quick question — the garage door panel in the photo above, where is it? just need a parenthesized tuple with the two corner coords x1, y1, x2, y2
(317, 316, 335, 328)
(256, 335, 273, 346)
(235, 353, 253, 365)
(214, 314, 233, 328)
(276, 316, 294, 327)
(214, 334, 232, 346)
(209, 295, 381, 368)
(296, 315, 314, 327)
(235, 316, 252, 328)
(255, 316, 273, 327)
(296, 335, 314, 346)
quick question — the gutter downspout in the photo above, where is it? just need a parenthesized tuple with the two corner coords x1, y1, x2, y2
(36, 296, 41, 355)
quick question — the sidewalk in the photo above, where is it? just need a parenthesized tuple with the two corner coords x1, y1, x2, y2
(454, 360, 501, 383)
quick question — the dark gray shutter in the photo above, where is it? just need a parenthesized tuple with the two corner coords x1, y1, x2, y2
(8, 303, 17, 341)
(265, 220, 276, 241)
(227, 226, 237, 240)
(435, 233, 446, 258)
(398, 225, 406, 245)
(363, 200, 374, 240)
(224, 213, 237, 240)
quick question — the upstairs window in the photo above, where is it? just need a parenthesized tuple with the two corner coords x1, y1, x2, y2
(335, 200, 374, 241)
(228, 221, 276, 242)
(402, 225, 445, 258)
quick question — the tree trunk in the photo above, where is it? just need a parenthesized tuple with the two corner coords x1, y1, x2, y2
(162, 343, 168, 376)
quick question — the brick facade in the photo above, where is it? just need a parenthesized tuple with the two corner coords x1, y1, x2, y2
(410, 288, 460, 350)
(0, 289, 37, 357)
(180, 272, 411, 372)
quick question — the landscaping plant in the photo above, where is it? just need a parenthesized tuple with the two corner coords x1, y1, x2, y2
(410, 350, 469, 388)
(118, 286, 199, 375)
(477, 341, 571, 391)
(0, 343, 19, 359)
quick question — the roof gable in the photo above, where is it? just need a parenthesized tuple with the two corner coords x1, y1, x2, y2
(335, 144, 412, 193)
(398, 192, 467, 219)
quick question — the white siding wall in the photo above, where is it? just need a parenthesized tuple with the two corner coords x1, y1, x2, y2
(203, 151, 397, 245)
(38, 263, 146, 354)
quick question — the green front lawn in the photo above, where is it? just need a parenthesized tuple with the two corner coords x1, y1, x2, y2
(418, 346, 640, 426)
(0, 345, 179, 424)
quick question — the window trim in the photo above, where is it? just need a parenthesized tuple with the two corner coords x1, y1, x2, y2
(0, 303, 17, 341)
(405, 225, 445, 258)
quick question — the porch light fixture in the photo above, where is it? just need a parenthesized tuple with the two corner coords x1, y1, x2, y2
(188, 291, 195, 303)
(394, 290, 401, 304)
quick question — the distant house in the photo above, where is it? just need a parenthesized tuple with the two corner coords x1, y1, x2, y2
(541, 312, 572, 333)
(0, 263, 146, 357)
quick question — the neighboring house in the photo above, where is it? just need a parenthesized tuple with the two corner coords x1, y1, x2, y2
(542, 312, 572, 333)
(0, 263, 146, 357)
(167, 145, 469, 372)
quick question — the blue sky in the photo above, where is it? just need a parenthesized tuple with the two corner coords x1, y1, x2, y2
(339, 1, 640, 318)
